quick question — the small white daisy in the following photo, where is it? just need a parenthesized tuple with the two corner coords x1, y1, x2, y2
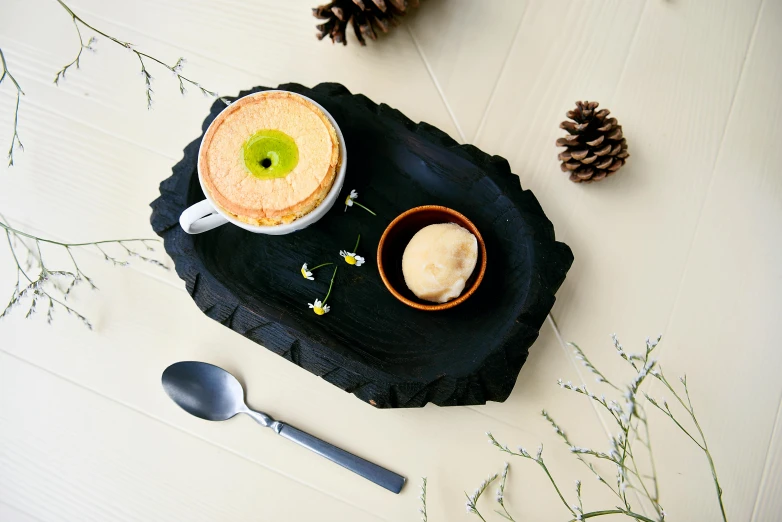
(340, 250, 365, 266)
(299, 261, 332, 280)
(308, 299, 330, 316)
(306, 266, 338, 317)
(344, 189, 358, 210)
(340, 234, 366, 266)
(343, 189, 376, 215)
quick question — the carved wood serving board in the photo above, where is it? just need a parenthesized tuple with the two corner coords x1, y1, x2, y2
(150, 83, 573, 408)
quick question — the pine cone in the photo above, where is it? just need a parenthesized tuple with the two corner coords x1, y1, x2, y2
(313, 0, 419, 46)
(556, 101, 629, 183)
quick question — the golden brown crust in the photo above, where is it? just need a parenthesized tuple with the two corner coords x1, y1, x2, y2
(199, 91, 340, 226)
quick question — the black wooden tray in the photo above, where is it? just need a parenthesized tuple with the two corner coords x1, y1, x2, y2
(150, 83, 573, 408)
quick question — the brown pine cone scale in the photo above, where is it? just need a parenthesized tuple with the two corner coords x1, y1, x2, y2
(556, 101, 629, 183)
(314, 0, 419, 46)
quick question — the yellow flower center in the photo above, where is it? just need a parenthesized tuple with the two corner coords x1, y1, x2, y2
(345, 195, 353, 205)
(345, 255, 357, 265)
(301, 268, 309, 278)
(313, 306, 325, 315)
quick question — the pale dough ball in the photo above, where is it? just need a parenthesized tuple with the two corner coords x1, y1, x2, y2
(402, 222, 479, 303)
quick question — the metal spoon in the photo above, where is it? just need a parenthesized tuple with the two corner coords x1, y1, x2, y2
(161, 361, 405, 493)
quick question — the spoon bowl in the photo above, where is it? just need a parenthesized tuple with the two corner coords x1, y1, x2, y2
(162, 361, 247, 422)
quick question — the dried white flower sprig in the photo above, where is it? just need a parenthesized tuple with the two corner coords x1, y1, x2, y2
(481, 334, 727, 522)
(0, 48, 24, 166)
(0, 216, 167, 329)
(53, 0, 217, 109)
(300, 262, 332, 280)
(344, 189, 376, 216)
(340, 234, 365, 266)
(464, 473, 499, 521)
(308, 265, 338, 316)
(495, 462, 515, 521)
(419, 477, 428, 522)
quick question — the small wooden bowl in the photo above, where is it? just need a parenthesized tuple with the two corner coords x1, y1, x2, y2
(377, 205, 487, 311)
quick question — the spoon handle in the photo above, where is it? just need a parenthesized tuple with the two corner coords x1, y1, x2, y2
(276, 423, 406, 494)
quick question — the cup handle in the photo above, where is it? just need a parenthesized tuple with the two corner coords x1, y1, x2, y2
(179, 199, 229, 234)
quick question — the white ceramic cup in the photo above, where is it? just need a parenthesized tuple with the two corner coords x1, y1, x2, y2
(179, 91, 347, 235)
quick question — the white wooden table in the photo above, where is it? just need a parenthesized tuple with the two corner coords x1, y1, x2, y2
(1, 0, 780, 520)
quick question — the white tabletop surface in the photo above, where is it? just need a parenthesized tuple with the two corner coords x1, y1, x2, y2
(1, 0, 781, 520)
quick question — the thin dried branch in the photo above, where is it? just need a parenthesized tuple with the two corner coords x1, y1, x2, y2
(54, 0, 217, 108)
(482, 335, 726, 522)
(650, 370, 727, 521)
(0, 48, 25, 166)
(0, 216, 167, 328)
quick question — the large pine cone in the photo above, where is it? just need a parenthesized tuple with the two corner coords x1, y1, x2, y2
(556, 101, 629, 183)
(314, 0, 419, 46)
